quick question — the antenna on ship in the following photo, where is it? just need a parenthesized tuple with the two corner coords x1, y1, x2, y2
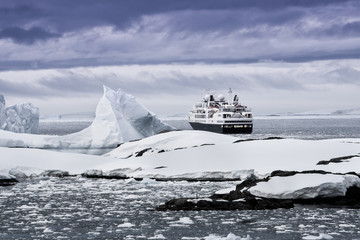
(228, 88, 232, 104)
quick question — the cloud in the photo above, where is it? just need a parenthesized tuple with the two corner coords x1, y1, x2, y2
(0, 27, 60, 44)
(0, 1, 360, 70)
(0, 60, 359, 115)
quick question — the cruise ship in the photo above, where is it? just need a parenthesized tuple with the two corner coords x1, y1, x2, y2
(188, 89, 253, 134)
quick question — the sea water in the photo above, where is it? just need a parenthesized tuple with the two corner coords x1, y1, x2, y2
(39, 115, 360, 140)
(3, 115, 360, 239)
(2, 178, 360, 239)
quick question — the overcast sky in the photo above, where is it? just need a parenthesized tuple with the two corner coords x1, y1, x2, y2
(0, 0, 360, 116)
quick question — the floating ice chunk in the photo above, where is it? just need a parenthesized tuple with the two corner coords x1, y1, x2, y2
(117, 222, 135, 228)
(148, 234, 166, 239)
(177, 217, 194, 225)
(302, 233, 333, 239)
(204, 233, 251, 240)
(0, 95, 39, 134)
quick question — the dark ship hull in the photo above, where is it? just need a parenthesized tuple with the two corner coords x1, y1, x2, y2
(189, 122, 253, 134)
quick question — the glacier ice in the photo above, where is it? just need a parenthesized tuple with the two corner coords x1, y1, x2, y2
(0, 94, 39, 134)
(65, 85, 174, 148)
(0, 86, 173, 150)
(86, 85, 173, 146)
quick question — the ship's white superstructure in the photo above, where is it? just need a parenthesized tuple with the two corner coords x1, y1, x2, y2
(188, 89, 253, 134)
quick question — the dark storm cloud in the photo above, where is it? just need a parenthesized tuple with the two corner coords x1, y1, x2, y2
(0, 27, 60, 44)
(323, 21, 360, 38)
(0, 0, 354, 34)
(1, 0, 360, 70)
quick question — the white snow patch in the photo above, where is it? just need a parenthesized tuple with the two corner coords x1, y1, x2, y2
(249, 174, 360, 199)
(105, 130, 236, 159)
(215, 186, 237, 195)
(302, 233, 334, 239)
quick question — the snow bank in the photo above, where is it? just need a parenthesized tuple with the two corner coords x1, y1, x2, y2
(105, 130, 237, 159)
(249, 174, 360, 199)
(1, 127, 360, 200)
(103, 136, 360, 178)
(0, 147, 118, 176)
(0, 86, 173, 150)
(1, 130, 359, 182)
(0, 94, 39, 134)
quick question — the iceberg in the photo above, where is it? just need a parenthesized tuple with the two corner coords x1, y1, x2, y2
(56, 85, 174, 149)
(84, 85, 173, 147)
(0, 95, 39, 134)
(0, 86, 173, 150)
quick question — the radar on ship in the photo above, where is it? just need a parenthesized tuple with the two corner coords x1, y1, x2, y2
(217, 94, 225, 102)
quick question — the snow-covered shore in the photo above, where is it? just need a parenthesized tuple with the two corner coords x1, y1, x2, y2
(1, 129, 360, 207)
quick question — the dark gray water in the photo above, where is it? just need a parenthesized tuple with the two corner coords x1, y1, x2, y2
(38, 116, 360, 140)
(1, 178, 360, 240)
(4, 116, 360, 239)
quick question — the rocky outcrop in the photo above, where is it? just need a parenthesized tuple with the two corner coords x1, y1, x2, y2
(157, 172, 360, 211)
(41, 170, 71, 178)
(317, 155, 360, 165)
(0, 174, 19, 186)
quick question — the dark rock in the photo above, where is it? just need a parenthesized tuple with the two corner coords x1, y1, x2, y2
(263, 137, 284, 140)
(135, 148, 152, 157)
(81, 169, 129, 180)
(156, 173, 360, 211)
(107, 171, 127, 179)
(156, 193, 294, 211)
(270, 170, 298, 177)
(270, 170, 337, 177)
(154, 166, 167, 169)
(0, 178, 18, 186)
(200, 143, 215, 147)
(233, 139, 256, 143)
(317, 155, 360, 165)
(174, 147, 186, 151)
(157, 198, 195, 211)
(300, 170, 331, 175)
(82, 169, 103, 178)
(236, 174, 261, 191)
(233, 136, 283, 144)
(293, 185, 360, 208)
(42, 170, 70, 178)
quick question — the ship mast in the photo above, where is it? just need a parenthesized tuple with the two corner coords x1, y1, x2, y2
(228, 88, 232, 104)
